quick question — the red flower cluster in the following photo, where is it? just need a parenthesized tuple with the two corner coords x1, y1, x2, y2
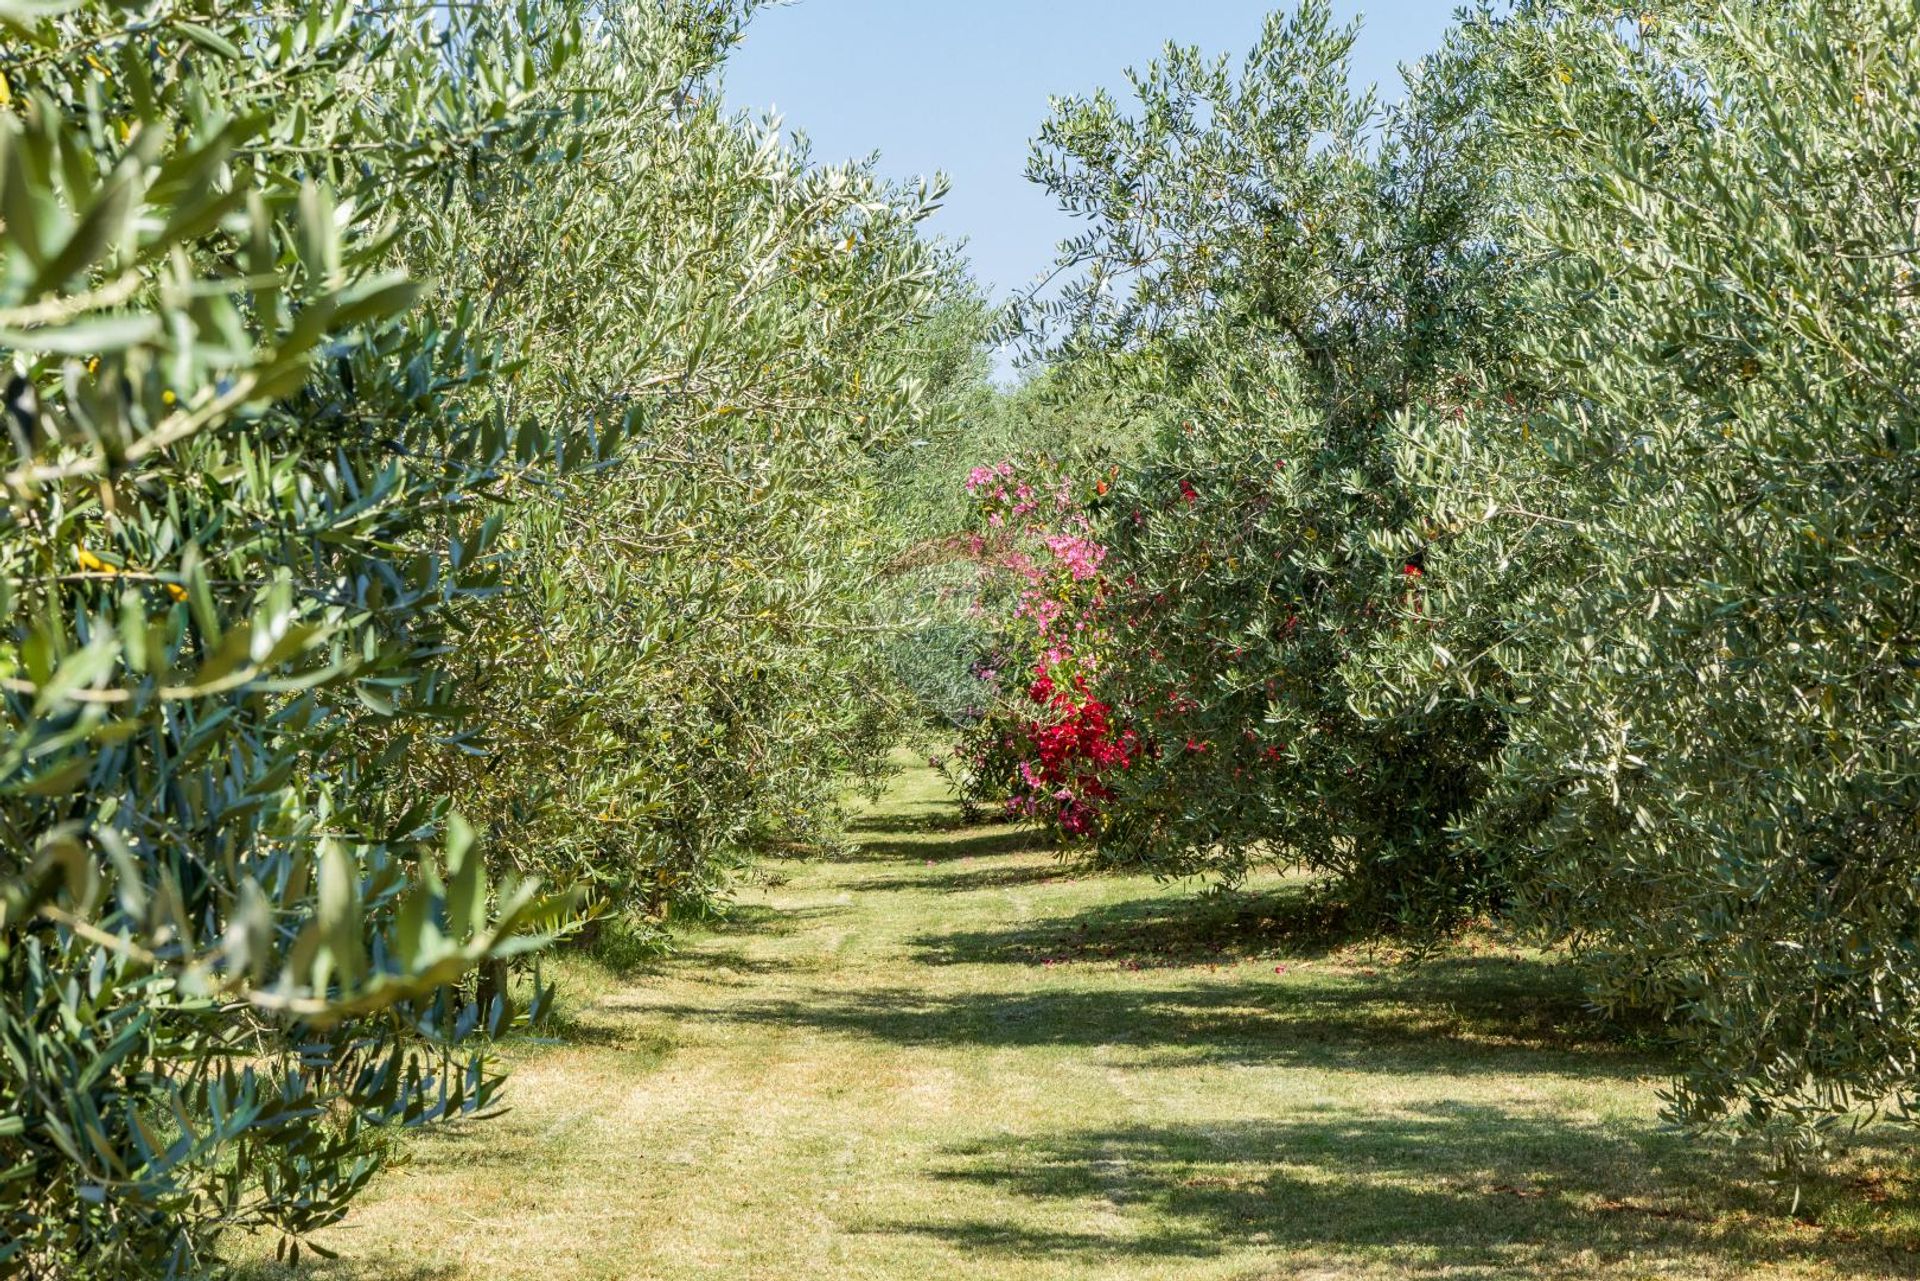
(1011, 668, 1139, 837)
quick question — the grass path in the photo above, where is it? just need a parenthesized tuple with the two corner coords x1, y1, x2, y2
(258, 756, 1920, 1280)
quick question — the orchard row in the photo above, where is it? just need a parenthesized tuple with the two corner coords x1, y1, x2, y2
(0, 1, 975, 1273)
(938, 0, 1920, 1165)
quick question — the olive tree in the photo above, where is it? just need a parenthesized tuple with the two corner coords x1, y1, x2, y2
(0, 1, 609, 1271)
(1429, 0, 1920, 1152)
(408, 0, 966, 925)
(1017, 1, 1523, 925)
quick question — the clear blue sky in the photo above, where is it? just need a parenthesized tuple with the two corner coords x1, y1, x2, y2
(723, 2, 1465, 305)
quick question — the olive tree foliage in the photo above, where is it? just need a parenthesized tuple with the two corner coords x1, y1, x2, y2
(864, 295, 1004, 735)
(371, 0, 1920, 1172)
(402, 1, 963, 921)
(1016, 1, 1525, 925)
(0, 0, 920, 1271)
(1398, 0, 1920, 1151)
(1027, 0, 1920, 1150)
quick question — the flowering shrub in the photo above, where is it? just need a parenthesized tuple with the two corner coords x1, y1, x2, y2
(948, 459, 1137, 837)
(1008, 671, 1138, 836)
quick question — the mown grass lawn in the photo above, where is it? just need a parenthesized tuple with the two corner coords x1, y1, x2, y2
(246, 756, 1920, 1280)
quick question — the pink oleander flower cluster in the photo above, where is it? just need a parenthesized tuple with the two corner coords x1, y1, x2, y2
(953, 456, 1136, 840)
(967, 458, 1078, 520)
(1042, 534, 1105, 582)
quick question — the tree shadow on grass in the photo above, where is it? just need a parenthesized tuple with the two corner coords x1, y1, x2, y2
(622, 906, 862, 985)
(662, 941, 893, 987)
(666, 944, 806, 978)
(856, 860, 1073, 894)
(912, 880, 1363, 968)
(563, 904, 854, 984)
(711, 902, 853, 937)
(636, 961, 1645, 1078)
(871, 1106, 1920, 1278)
(526, 994, 679, 1051)
(852, 828, 1048, 863)
(846, 806, 983, 837)
(232, 1261, 462, 1281)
